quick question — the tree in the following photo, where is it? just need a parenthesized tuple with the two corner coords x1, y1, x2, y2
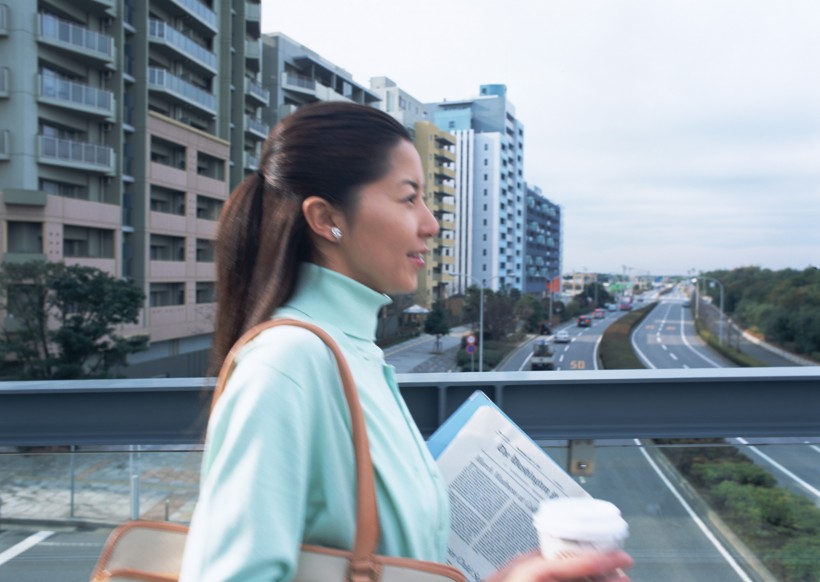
(0, 261, 148, 379)
(514, 293, 543, 332)
(423, 301, 450, 352)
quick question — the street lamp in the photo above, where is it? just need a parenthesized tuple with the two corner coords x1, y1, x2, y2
(456, 271, 513, 371)
(691, 275, 725, 346)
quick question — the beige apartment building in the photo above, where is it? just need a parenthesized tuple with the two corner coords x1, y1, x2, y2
(0, 0, 266, 377)
(413, 121, 457, 307)
(369, 77, 458, 308)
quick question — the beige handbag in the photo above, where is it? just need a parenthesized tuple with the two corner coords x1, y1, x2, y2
(90, 318, 466, 582)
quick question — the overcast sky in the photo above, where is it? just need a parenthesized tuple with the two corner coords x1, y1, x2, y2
(262, 1, 820, 276)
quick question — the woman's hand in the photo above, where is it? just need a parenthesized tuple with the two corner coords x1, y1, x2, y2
(485, 550, 633, 582)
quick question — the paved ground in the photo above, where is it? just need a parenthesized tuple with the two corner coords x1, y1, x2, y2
(0, 329, 470, 527)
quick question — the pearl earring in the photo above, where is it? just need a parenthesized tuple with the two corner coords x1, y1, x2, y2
(330, 226, 342, 240)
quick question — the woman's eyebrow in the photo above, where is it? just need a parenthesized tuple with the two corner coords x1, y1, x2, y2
(400, 179, 422, 190)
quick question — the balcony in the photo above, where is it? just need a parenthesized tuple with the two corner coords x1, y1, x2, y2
(148, 20, 218, 74)
(245, 38, 260, 61)
(435, 166, 456, 180)
(245, 1, 261, 23)
(37, 135, 115, 174)
(147, 67, 216, 116)
(0, 4, 7, 36)
(281, 71, 316, 95)
(434, 146, 456, 163)
(243, 150, 259, 170)
(244, 77, 269, 106)
(168, 0, 217, 34)
(38, 74, 115, 119)
(244, 114, 269, 139)
(0, 67, 7, 97)
(37, 13, 113, 64)
(0, 129, 9, 160)
(0, 368, 818, 580)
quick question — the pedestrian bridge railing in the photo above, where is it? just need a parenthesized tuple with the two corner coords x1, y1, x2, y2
(1, 367, 818, 446)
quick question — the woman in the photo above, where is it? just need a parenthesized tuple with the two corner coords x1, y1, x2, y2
(180, 101, 632, 581)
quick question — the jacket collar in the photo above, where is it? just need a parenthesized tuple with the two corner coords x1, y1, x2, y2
(282, 263, 392, 341)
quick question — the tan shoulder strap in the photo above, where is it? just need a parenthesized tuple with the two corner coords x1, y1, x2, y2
(210, 318, 380, 562)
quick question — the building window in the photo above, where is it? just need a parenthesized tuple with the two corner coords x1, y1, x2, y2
(63, 225, 114, 258)
(196, 195, 223, 220)
(40, 179, 86, 200)
(150, 282, 185, 307)
(150, 234, 185, 261)
(7, 222, 43, 254)
(196, 238, 215, 262)
(197, 152, 226, 181)
(150, 186, 186, 215)
(196, 281, 216, 304)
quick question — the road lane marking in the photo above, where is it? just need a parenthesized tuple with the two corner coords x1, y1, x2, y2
(679, 309, 722, 367)
(661, 344, 668, 351)
(593, 334, 602, 370)
(634, 440, 753, 581)
(0, 531, 55, 566)
(670, 353, 678, 361)
(810, 445, 820, 455)
(735, 437, 820, 500)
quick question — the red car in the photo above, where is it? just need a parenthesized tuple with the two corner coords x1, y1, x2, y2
(577, 315, 592, 327)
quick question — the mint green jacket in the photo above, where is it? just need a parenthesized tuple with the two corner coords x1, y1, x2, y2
(180, 263, 449, 581)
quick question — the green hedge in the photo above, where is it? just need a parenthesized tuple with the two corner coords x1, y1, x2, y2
(658, 440, 820, 580)
(598, 304, 655, 369)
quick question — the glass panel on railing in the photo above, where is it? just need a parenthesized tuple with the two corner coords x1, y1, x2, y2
(1, 438, 817, 580)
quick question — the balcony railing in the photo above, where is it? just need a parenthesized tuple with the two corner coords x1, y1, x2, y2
(245, 2, 261, 22)
(38, 13, 113, 61)
(244, 151, 259, 170)
(0, 129, 9, 159)
(37, 135, 115, 174)
(244, 114, 269, 139)
(245, 38, 260, 60)
(244, 77, 269, 105)
(169, 0, 217, 32)
(39, 75, 115, 118)
(148, 20, 217, 73)
(147, 67, 216, 115)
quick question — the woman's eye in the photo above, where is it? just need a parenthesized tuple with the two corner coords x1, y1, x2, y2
(404, 194, 417, 205)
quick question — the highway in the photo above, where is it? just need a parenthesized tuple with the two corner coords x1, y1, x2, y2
(497, 289, 819, 580)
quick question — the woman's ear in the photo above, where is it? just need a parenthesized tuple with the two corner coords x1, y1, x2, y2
(302, 196, 345, 243)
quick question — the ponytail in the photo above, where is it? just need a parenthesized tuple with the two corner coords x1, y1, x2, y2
(209, 171, 306, 375)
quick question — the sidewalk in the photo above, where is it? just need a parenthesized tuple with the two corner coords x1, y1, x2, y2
(0, 329, 470, 528)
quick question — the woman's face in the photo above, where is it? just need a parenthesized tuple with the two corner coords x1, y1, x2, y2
(333, 139, 440, 295)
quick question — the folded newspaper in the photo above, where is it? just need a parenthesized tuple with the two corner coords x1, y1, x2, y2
(427, 390, 589, 582)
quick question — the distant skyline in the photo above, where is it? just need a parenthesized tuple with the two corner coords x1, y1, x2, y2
(262, 1, 820, 275)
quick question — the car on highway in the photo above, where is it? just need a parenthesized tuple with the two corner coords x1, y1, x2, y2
(593, 308, 605, 319)
(554, 330, 571, 343)
(577, 315, 592, 327)
(530, 339, 555, 371)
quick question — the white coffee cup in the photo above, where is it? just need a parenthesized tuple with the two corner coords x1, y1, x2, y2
(533, 497, 629, 561)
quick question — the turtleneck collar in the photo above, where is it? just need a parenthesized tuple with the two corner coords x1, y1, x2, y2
(281, 263, 392, 341)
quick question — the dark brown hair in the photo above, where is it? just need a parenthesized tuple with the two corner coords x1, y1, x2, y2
(210, 101, 412, 373)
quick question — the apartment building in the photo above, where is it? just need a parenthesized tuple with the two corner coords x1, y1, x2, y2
(260, 32, 380, 128)
(523, 184, 562, 294)
(0, 0, 266, 377)
(369, 77, 457, 307)
(428, 84, 526, 293)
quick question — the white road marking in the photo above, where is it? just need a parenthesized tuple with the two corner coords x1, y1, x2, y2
(670, 353, 678, 361)
(679, 309, 722, 367)
(634, 440, 753, 581)
(735, 437, 820, 500)
(0, 531, 55, 566)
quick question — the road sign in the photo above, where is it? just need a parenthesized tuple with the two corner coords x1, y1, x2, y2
(466, 335, 476, 345)
(466, 344, 476, 354)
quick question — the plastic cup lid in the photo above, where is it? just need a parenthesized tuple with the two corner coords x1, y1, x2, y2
(533, 497, 629, 542)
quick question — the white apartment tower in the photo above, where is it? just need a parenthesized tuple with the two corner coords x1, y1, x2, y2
(428, 84, 526, 293)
